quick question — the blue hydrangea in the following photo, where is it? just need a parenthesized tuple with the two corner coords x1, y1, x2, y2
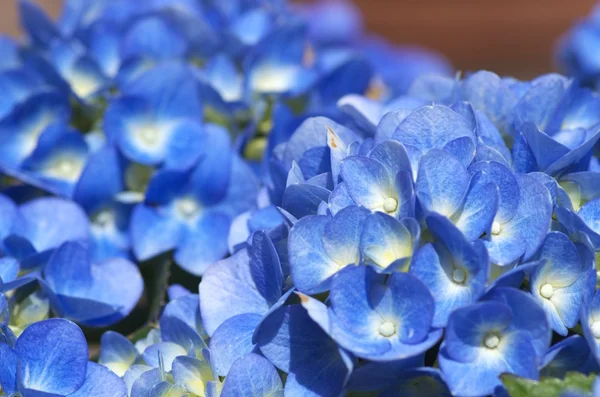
(5, 0, 600, 395)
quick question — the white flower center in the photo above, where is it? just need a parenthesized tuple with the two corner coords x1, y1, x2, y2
(452, 268, 466, 284)
(540, 284, 554, 299)
(378, 321, 396, 337)
(140, 126, 159, 145)
(47, 156, 83, 181)
(95, 210, 115, 227)
(383, 197, 398, 213)
(176, 198, 200, 218)
(491, 221, 502, 235)
(483, 334, 500, 349)
(592, 321, 600, 339)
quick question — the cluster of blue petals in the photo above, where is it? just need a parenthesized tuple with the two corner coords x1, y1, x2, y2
(3, 0, 600, 396)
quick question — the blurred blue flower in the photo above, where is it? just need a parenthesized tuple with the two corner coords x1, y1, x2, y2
(131, 149, 257, 275)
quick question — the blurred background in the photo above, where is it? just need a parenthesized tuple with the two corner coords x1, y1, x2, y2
(0, 0, 597, 79)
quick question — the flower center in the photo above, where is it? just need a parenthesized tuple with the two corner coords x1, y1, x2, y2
(378, 321, 396, 337)
(176, 198, 200, 218)
(140, 127, 159, 145)
(95, 210, 115, 227)
(540, 283, 554, 299)
(592, 321, 600, 339)
(383, 197, 398, 213)
(452, 268, 466, 284)
(48, 157, 83, 181)
(491, 221, 502, 235)
(483, 333, 501, 349)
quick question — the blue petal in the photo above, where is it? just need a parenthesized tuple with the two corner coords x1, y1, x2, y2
(209, 313, 262, 376)
(513, 74, 569, 131)
(256, 305, 352, 397)
(248, 231, 283, 307)
(484, 174, 552, 265)
(281, 183, 330, 219)
(130, 204, 184, 261)
(360, 212, 417, 270)
(322, 206, 369, 267)
(0, 91, 70, 167)
(44, 241, 143, 326)
(541, 335, 596, 378)
(19, 0, 60, 48)
(99, 331, 140, 377)
(142, 342, 188, 372)
(468, 160, 520, 223)
(161, 294, 205, 340)
(0, 344, 17, 395)
(73, 145, 124, 213)
(416, 149, 469, 217)
(188, 124, 232, 204)
(163, 120, 204, 170)
(69, 362, 128, 397)
(288, 215, 339, 294)
(392, 105, 475, 157)
(341, 155, 409, 216)
(15, 318, 87, 395)
(124, 62, 202, 121)
(200, 249, 270, 336)
(171, 356, 214, 396)
(460, 71, 519, 132)
(174, 211, 230, 276)
(221, 353, 283, 397)
(453, 172, 499, 241)
(15, 197, 89, 253)
(122, 16, 187, 61)
(483, 287, 551, 360)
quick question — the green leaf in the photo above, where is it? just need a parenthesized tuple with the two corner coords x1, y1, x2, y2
(502, 372, 596, 397)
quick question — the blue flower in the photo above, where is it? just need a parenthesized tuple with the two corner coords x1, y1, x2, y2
(338, 141, 414, 218)
(411, 214, 489, 327)
(439, 288, 550, 397)
(512, 75, 600, 175)
(288, 206, 369, 293)
(0, 317, 125, 396)
(558, 11, 600, 85)
(0, 91, 71, 168)
(529, 231, 595, 335)
(104, 62, 204, 168)
(482, 173, 552, 266)
(245, 25, 317, 98)
(41, 241, 143, 327)
(360, 212, 420, 272)
(416, 149, 499, 240)
(327, 266, 442, 361)
(131, 151, 258, 275)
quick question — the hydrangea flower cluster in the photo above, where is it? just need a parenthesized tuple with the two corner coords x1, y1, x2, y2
(2, 0, 600, 396)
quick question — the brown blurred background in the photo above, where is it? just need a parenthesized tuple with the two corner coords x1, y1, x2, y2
(1, 0, 597, 79)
